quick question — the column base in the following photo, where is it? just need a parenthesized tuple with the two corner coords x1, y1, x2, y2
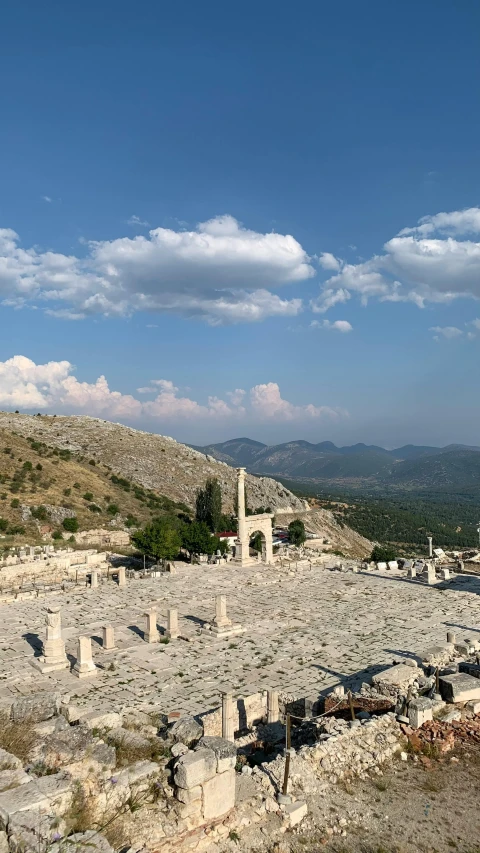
(32, 657, 69, 674)
(200, 623, 245, 639)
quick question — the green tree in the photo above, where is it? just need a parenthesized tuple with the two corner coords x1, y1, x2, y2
(195, 477, 222, 532)
(63, 517, 79, 533)
(288, 519, 306, 546)
(370, 544, 397, 563)
(131, 518, 182, 562)
(182, 521, 218, 558)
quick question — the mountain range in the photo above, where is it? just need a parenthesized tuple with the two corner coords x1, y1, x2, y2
(191, 438, 480, 493)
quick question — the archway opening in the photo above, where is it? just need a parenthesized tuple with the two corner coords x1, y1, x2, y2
(249, 530, 267, 562)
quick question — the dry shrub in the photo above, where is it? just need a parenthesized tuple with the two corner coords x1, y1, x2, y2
(0, 712, 37, 763)
(110, 734, 170, 768)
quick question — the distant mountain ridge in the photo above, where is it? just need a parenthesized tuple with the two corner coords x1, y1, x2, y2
(191, 438, 480, 493)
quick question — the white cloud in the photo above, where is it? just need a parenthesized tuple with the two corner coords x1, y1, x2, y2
(127, 215, 150, 227)
(310, 287, 350, 314)
(42, 196, 53, 203)
(314, 207, 480, 313)
(249, 382, 344, 422)
(429, 326, 463, 340)
(0, 355, 344, 425)
(311, 319, 353, 333)
(318, 252, 342, 271)
(0, 215, 313, 325)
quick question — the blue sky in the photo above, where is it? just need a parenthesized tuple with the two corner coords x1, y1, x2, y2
(1, 0, 480, 447)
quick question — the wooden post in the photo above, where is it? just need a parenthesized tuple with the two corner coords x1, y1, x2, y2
(282, 714, 291, 796)
(348, 690, 356, 721)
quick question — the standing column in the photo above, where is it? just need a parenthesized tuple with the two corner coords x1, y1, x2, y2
(267, 689, 280, 724)
(103, 625, 115, 650)
(222, 691, 235, 742)
(73, 636, 97, 679)
(235, 467, 247, 562)
(213, 595, 231, 628)
(118, 566, 126, 587)
(166, 608, 179, 639)
(427, 536, 433, 558)
(34, 606, 69, 673)
(145, 609, 159, 643)
(90, 569, 99, 589)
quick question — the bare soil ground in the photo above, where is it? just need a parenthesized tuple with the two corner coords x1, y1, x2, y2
(230, 748, 480, 853)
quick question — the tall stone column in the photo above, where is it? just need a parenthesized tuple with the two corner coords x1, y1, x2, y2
(235, 468, 247, 562)
(427, 536, 433, 558)
(34, 606, 69, 673)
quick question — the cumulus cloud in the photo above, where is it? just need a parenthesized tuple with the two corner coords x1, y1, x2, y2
(318, 252, 342, 272)
(0, 356, 344, 425)
(429, 326, 463, 340)
(311, 319, 353, 333)
(0, 215, 313, 325)
(249, 382, 343, 421)
(314, 207, 480, 312)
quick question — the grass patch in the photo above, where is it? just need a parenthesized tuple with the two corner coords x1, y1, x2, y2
(0, 712, 37, 762)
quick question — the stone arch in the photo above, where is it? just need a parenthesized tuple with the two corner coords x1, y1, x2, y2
(234, 467, 273, 566)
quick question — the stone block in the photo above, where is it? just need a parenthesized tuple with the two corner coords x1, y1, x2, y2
(0, 830, 7, 853)
(10, 693, 61, 723)
(466, 700, 480, 714)
(176, 784, 202, 804)
(174, 748, 216, 789)
(459, 662, 480, 679)
(79, 710, 122, 731)
(408, 698, 433, 729)
(0, 769, 30, 793)
(35, 773, 74, 815)
(0, 782, 50, 828)
(440, 673, 480, 703)
(197, 736, 237, 773)
(372, 664, 418, 694)
(284, 800, 308, 827)
(201, 768, 235, 820)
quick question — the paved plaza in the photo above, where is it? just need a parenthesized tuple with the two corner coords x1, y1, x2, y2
(1, 562, 480, 718)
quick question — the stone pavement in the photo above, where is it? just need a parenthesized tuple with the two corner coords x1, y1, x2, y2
(1, 562, 480, 718)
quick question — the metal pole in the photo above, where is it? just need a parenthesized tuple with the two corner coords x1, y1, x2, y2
(282, 714, 291, 796)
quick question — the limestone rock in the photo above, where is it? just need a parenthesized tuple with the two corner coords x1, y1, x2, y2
(170, 716, 203, 747)
(0, 830, 7, 853)
(440, 673, 480, 703)
(202, 768, 235, 820)
(174, 748, 216, 789)
(52, 831, 113, 853)
(197, 736, 237, 772)
(0, 750, 21, 771)
(0, 768, 30, 793)
(372, 664, 418, 695)
(10, 693, 62, 723)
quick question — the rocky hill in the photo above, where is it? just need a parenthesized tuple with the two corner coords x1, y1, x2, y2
(0, 413, 308, 521)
